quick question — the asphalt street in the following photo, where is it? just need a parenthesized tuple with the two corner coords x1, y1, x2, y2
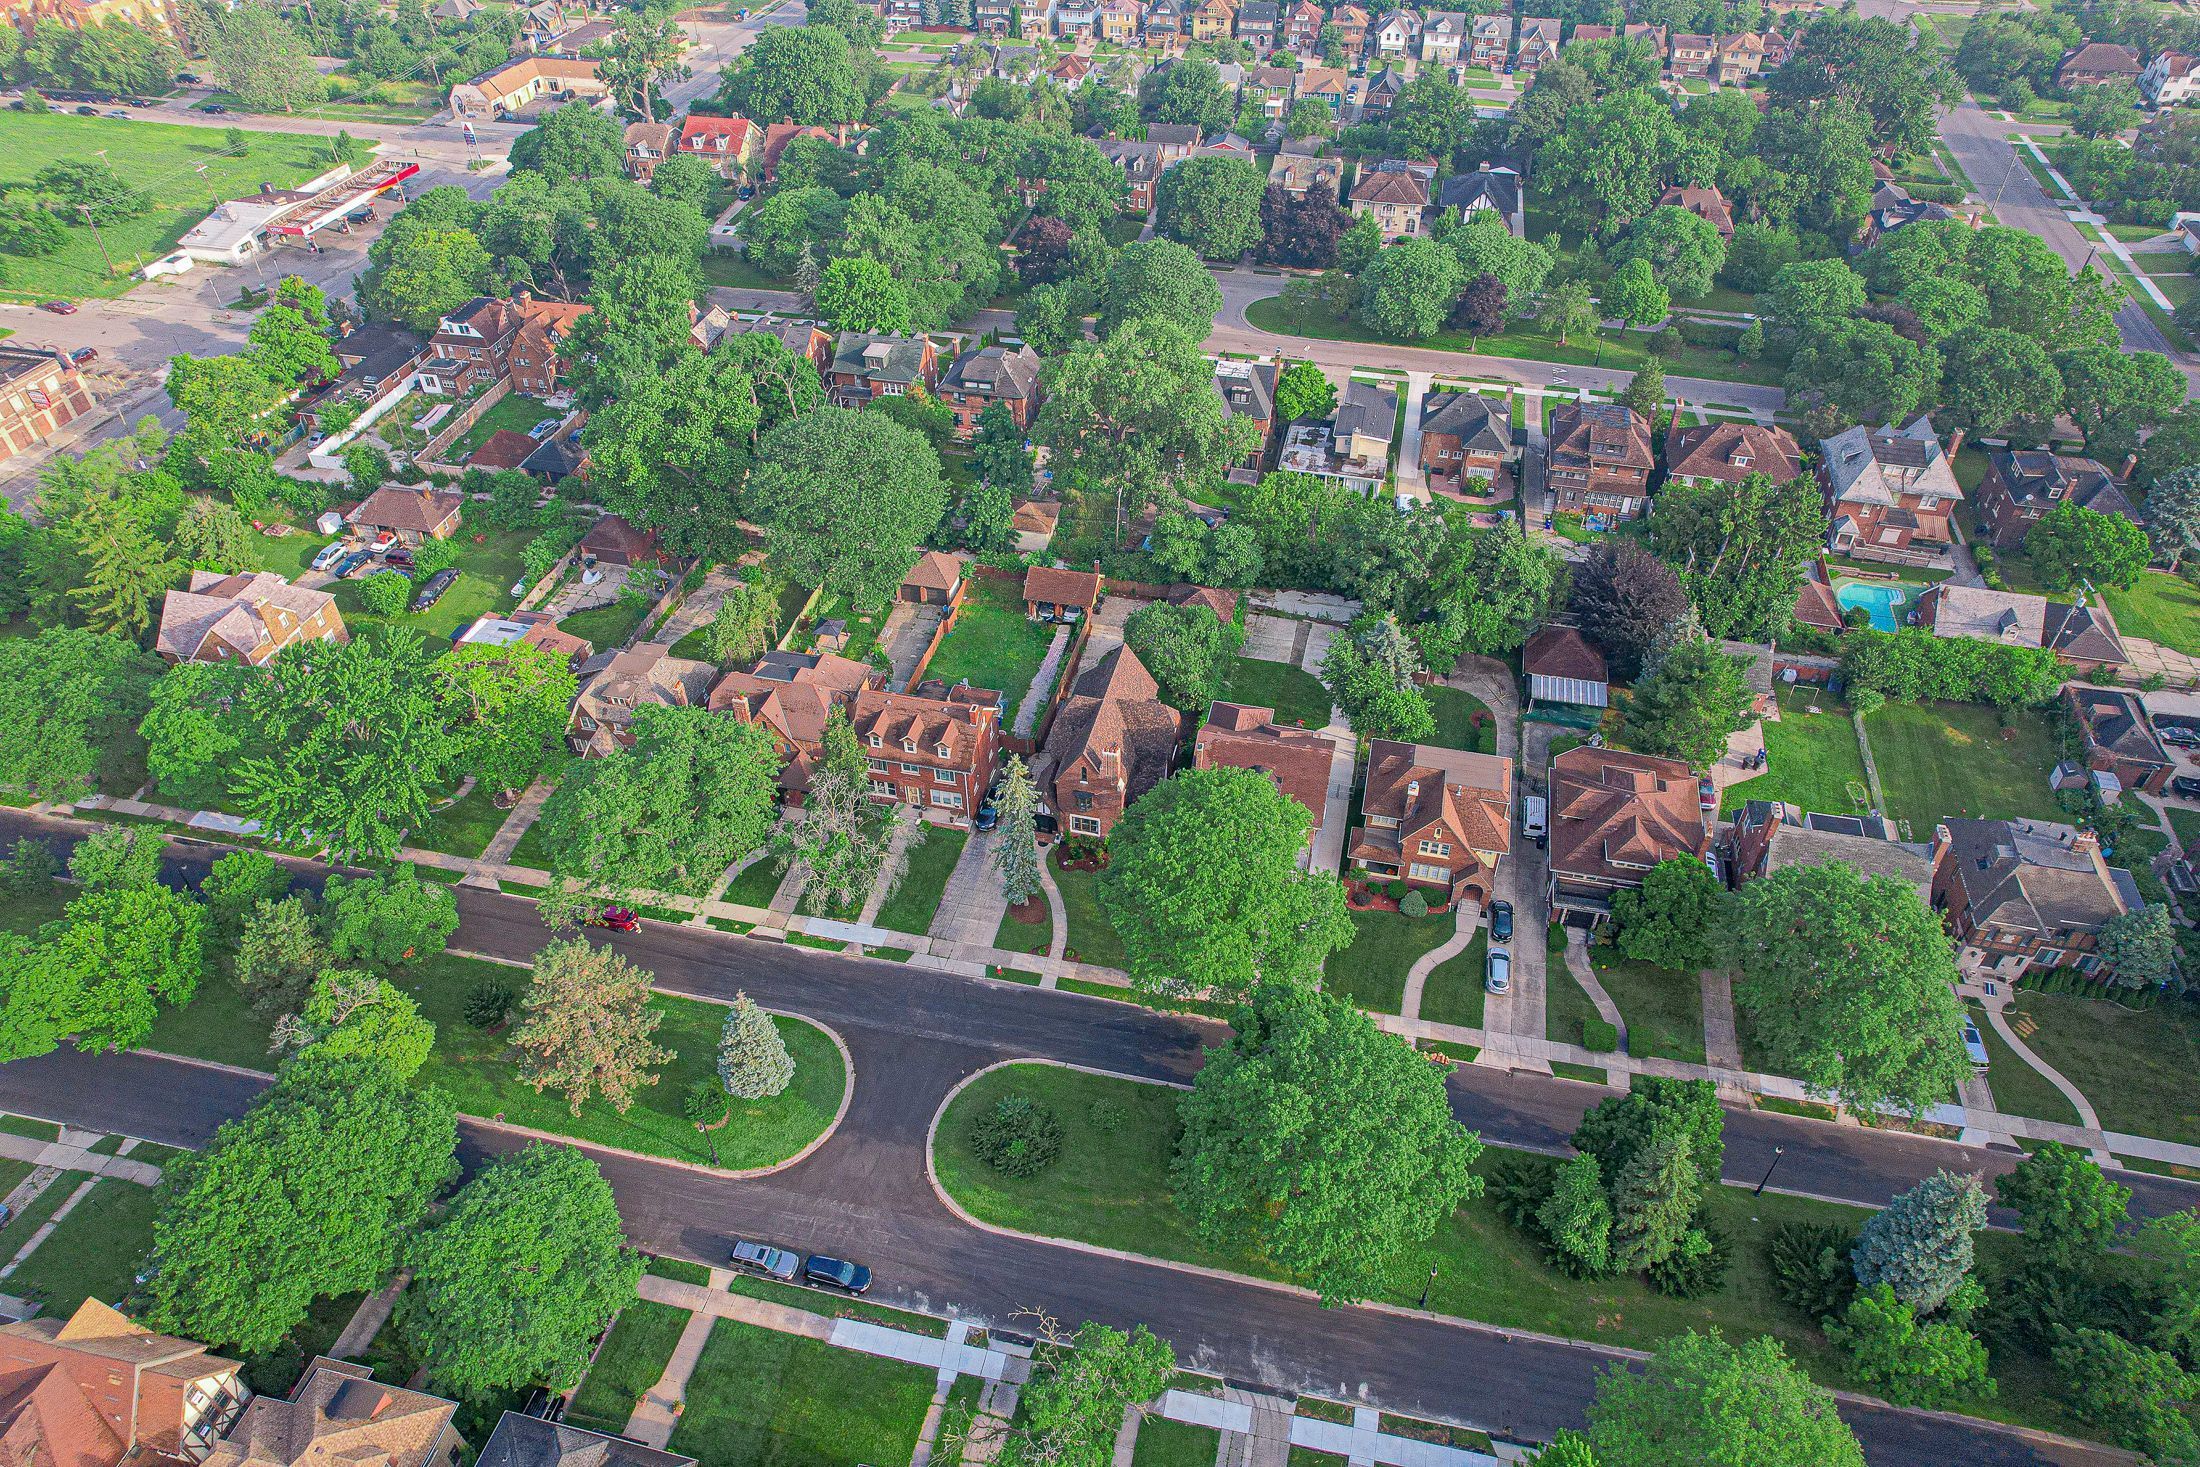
(0, 810, 2179, 1464)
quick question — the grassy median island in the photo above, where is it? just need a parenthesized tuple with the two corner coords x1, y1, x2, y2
(934, 1063, 2073, 1434)
(144, 952, 847, 1170)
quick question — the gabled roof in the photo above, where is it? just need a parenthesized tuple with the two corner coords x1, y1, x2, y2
(1522, 624, 1607, 684)
(2061, 40, 2142, 75)
(901, 549, 965, 594)
(1350, 165, 1429, 207)
(1332, 379, 1397, 445)
(1418, 391, 1510, 454)
(477, 1413, 693, 1467)
(1045, 645, 1183, 805)
(2046, 598, 2128, 666)
(470, 429, 540, 470)
(1990, 449, 2137, 521)
(942, 343, 1041, 400)
(352, 485, 463, 533)
(1821, 416, 1962, 506)
(2070, 684, 2168, 766)
(1435, 167, 1519, 217)
(1214, 358, 1277, 421)
(1937, 817, 2128, 936)
(1664, 420, 1802, 485)
(1547, 402, 1653, 471)
(156, 571, 339, 662)
(580, 514, 661, 562)
(1793, 571, 1845, 633)
(206, 1360, 457, 1467)
(624, 120, 674, 154)
(1024, 564, 1103, 609)
(1194, 702, 1331, 822)
(1549, 745, 1707, 884)
(852, 682, 1002, 762)
(830, 332, 931, 385)
(1359, 738, 1512, 854)
(1168, 583, 1238, 624)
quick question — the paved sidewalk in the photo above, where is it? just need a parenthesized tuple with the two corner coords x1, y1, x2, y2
(0, 1131, 163, 1186)
(1982, 1001, 2111, 1163)
(332, 1271, 411, 1357)
(1699, 970, 1741, 1073)
(472, 777, 553, 881)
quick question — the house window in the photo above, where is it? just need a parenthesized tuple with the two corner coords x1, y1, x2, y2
(869, 779, 896, 797)
(935, 767, 954, 783)
(2034, 947, 2066, 968)
(868, 733, 882, 748)
(901, 761, 924, 775)
(1416, 838, 1450, 857)
(868, 759, 888, 773)
(931, 789, 965, 809)
(1069, 815, 1103, 836)
(1408, 861, 1449, 882)
(1075, 791, 1095, 811)
(1918, 494, 1939, 511)
(901, 737, 916, 753)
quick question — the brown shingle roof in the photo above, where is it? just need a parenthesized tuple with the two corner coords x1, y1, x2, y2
(1664, 420, 1802, 485)
(1522, 625, 1607, 684)
(352, 486, 462, 535)
(205, 1359, 458, 1467)
(1167, 583, 1238, 624)
(1194, 702, 1332, 827)
(902, 550, 965, 595)
(1024, 565, 1102, 610)
(1358, 739, 1511, 854)
(469, 429, 540, 470)
(1548, 746, 1707, 888)
(1045, 645, 1184, 816)
(155, 571, 339, 663)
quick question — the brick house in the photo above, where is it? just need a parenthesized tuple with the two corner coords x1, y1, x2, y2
(1522, 624, 1609, 711)
(156, 571, 347, 666)
(0, 1300, 251, 1467)
(1214, 357, 1278, 476)
(1725, 803, 1930, 893)
(1663, 418, 1803, 490)
(1234, 0, 1279, 46)
(1912, 583, 2131, 677)
(1514, 16, 1562, 70)
(825, 333, 939, 407)
(567, 645, 717, 755)
(1655, 183, 1734, 239)
(1192, 701, 1334, 853)
(1931, 818, 2137, 978)
(852, 682, 1003, 822)
(938, 343, 1043, 437)
(351, 486, 465, 545)
(1417, 390, 1515, 495)
(1348, 739, 1513, 905)
(1348, 159, 1432, 238)
(622, 120, 673, 181)
(1547, 746, 1710, 924)
(422, 292, 590, 396)
(0, 348, 95, 466)
(207, 1358, 462, 1467)
(1025, 564, 1103, 621)
(1330, 3, 1368, 52)
(1821, 416, 1962, 555)
(709, 650, 884, 798)
(2058, 40, 2143, 87)
(1546, 402, 1655, 520)
(1283, 0, 1324, 52)
(2066, 683, 2173, 796)
(899, 549, 964, 606)
(727, 316, 835, 376)
(1976, 448, 2138, 549)
(1144, 0, 1184, 43)
(1666, 31, 1713, 76)
(675, 114, 762, 178)
(1044, 645, 1184, 839)
(579, 513, 667, 567)
(1468, 11, 1510, 64)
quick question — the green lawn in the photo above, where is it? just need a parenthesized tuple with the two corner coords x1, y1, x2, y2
(567, 1300, 692, 1433)
(0, 1172, 84, 1264)
(1591, 951, 1704, 1066)
(930, 1064, 2025, 1423)
(407, 782, 507, 860)
(1426, 685, 1495, 754)
(4, 1176, 161, 1317)
(1718, 690, 1868, 817)
(1133, 1418, 1222, 1467)
(723, 854, 788, 909)
(702, 253, 791, 290)
(1865, 702, 2065, 834)
(668, 1318, 936, 1467)
(1325, 908, 1455, 1016)
(0, 1159, 29, 1198)
(145, 954, 847, 1169)
(1221, 655, 1333, 728)
(2011, 990, 2200, 1147)
(448, 394, 556, 464)
(2104, 572, 2200, 658)
(1545, 946, 1609, 1050)
(328, 525, 535, 653)
(557, 597, 652, 652)
(1418, 928, 1488, 1029)
(1052, 859, 1127, 970)
(1966, 1001, 2081, 1127)
(2169, 804, 2200, 854)
(0, 111, 359, 301)
(994, 900, 1052, 956)
(924, 579, 1057, 703)
(873, 826, 968, 937)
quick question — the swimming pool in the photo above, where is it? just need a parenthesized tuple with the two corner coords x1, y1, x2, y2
(1835, 581, 1915, 633)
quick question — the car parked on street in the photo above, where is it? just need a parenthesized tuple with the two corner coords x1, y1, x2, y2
(587, 906, 639, 932)
(1489, 899, 1513, 943)
(1485, 946, 1511, 995)
(40, 300, 76, 314)
(202, 102, 227, 112)
(730, 1239, 800, 1280)
(69, 346, 96, 363)
(802, 1255, 871, 1294)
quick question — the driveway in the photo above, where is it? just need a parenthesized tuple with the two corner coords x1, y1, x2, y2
(880, 602, 944, 691)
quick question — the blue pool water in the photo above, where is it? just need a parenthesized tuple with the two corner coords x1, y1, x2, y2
(1835, 581, 1913, 633)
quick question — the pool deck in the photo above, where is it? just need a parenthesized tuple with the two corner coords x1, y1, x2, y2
(1832, 578, 1923, 634)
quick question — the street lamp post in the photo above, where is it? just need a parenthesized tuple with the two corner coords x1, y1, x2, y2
(1417, 1266, 1436, 1309)
(1753, 1145, 1786, 1197)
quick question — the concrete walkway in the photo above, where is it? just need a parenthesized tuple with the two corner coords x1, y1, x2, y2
(1400, 903, 1481, 1025)
(1981, 1000, 2112, 1163)
(1443, 656, 1520, 760)
(857, 812, 923, 934)
(625, 1269, 738, 1449)
(472, 776, 553, 880)
(1561, 931, 1627, 1054)
(1700, 970, 1742, 1073)
(927, 828, 1008, 955)
(1034, 856, 1072, 963)
(0, 1131, 162, 1186)
(332, 1271, 410, 1358)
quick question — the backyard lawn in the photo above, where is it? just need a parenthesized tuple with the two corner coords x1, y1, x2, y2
(1052, 858, 1127, 970)
(924, 579, 1058, 705)
(1324, 908, 1456, 1015)
(1865, 702, 2065, 834)
(873, 826, 968, 936)
(1426, 685, 1495, 754)
(2104, 572, 2200, 658)
(1592, 951, 1705, 1066)
(669, 1319, 936, 1467)
(145, 953, 847, 1169)
(1718, 689, 1868, 818)
(449, 394, 557, 462)
(0, 112, 357, 301)
(1221, 655, 1334, 728)
(327, 525, 534, 652)
(4, 1176, 161, 1317)
(567, 1300, 691, 1433)
(557, 596, 652, 652)
(1418, 928, 1488, 1029)
(2009, 990, 2200, 1147)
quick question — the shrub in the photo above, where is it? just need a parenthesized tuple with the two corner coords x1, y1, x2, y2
(1400, 890, 1430, 918)
(1486, 1152, 1555, 1233)
(1646, 1220, 1733, 1297)
(357, 570, 411, 617)
(0, 837, 59, 896)
(1386, 881, 1409, 900)
(1580, 1018, 1620, 1052)
(463, 979, 516, 1032)
(1088, 1098, 1128, 1132)
(969, 1093, 1064, 1178)
(1769, 1221, 1858, 1321)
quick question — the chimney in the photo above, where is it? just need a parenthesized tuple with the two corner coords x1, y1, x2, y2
(2122, 452, 2139, 480)
(1946, 427, 1966, 457)
(1668, 399, 1683, 437)
(2072, 829, 2101, 856)
(1406, 778, 1419, 801)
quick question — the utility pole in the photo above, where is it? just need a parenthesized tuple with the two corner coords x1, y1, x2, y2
(79, 206, 116, 277)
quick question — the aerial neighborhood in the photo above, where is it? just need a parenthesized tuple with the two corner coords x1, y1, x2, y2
(13, 0, 2200, 1461)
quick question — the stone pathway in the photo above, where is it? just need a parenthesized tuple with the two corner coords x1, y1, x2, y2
(1400, 903, 1481, 1024)
(1562, 931, 1628, 1055)
(653, 567, 744, 647)
(471, 776, 554, 882)
(880, 602, 946, 692)
(1982, 999, 2112, 1163)
(332, 1271, 410, 1357)
(625, 1268, 738, 1449)
(1218, 1385, 1293, 1467)
(1014, 627, 1071, 738)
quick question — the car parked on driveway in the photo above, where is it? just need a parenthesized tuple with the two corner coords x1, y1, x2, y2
(1961, 1017, 1990, 1071)
(730, 1239, 800, 1280)
(410, 567, 458, 612)
(2174, 775, 2200, 800)
(1485, 946, 1511, 995)
(802, 1255, 871, 1294)
(330, 549, 372, 578)
(1489, 899, 1513, 943)
(310, 541, 348, 572)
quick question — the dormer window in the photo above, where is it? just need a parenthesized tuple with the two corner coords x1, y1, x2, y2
(868, 733, 882, 748)
(936, 741, 952, 758)
(901, 737, 916, 753)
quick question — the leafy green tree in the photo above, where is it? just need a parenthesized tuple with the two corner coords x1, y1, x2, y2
(772, 711, 887, 915)
(992, 755, 1042, 907)
(1320, 614, 1432, 742)
(1767, 11, 1956, 154)
(1122, 601, 1231, 712)
(1100, 768, 1354, 1006)
(189, 0, 324, 113)
(1581, 1331, 1865, 1467)
(747, 410, 945, 612)
(2067, 78, 2140, 140)
(2098, 903, 2179, 989)
(198, 849, 286, 945)
(1010, 1320, 1176, 1467)
(437, 640, 578, 799)
(1272, 361, 1336, 423)
(0, 882, 203, 1061)
(270, 969, 434, 1079)
(1939, 329, 2062, 440)
(356, 570, 409, 617)
(1335, 504, 1446, 619)
(139, 660, 250, 810)
(2023, 499, 2152, 593)
(597, 4, 690, 122)
(1138, 53, 1231, 131)
(1603, 258, 1669, 329)
(66, 826, 161, 892)
(1762, 257, 1867, 340)
(717, 991, 794, 1099)
(1357, 238, 1464, 339)
(513, 938, 671, 1116)
(236, 895, 325, 1019)
(246, 302, 338, 386)
(0, 628, 153, 802)
(508, 101, 627, 183)
(579, 348, 771, 559)
(1607, 1131, 1711, 1276)
(366, 225, 494, 333)
(319, 868, 457, 970)
(1174, 983, 1481, 1304)
(1156, 155, 1266, 260)
(1096, 238, 1224, 337)
(1418, 518, 1565, 667)
(171, 499, 257, 574)
(1621, 357, 1666, 420)
(1995, 1141, 2129, 1266)
(972, 401, 1036, 492)
(705, 581, 778, 667)
(145, 1051, 458, 1353)
(1826, 1284, 1994, 1408)
(1526, 1436, 1600, 1467)
(1535, 86, 1684, 230)
(400, 1143, 641, 1395)
(1728, 863, 1972, 1117)
(1850, 1170, 1986, 1315)
(1783, 319, 1940, 429)
(1609, 858, 1725, 971)
(814, 255, 913, 334)
(1569, 541, 1686, 680)
(2052, 1328, 2198, 1464)
(1620, 636, 1751, 769)
(1542, 279, 1598, 346)
(60, 494, 182, 638)
(1612, 205, 1726, 298)
(2057, 342, 2186, 461)
(1572, 1077, 1725, 1190)
(1649, 472, 1839, 642)
(1539, 1154, 1613, 1276)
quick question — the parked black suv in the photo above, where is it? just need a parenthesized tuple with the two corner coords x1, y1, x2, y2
(802, 1254, 871, 1294)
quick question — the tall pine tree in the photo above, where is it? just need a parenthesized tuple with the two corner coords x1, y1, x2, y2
(717, 991, 795, 1100)
(993, 754, 1042, 907)
(1851, 1169, 1986, 1315)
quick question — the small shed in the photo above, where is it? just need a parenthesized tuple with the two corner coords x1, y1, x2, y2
(1522, 624, 1609, 710)
(314, 510, 346, 535)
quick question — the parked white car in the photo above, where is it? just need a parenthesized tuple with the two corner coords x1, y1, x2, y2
(310, 541, 347, 572)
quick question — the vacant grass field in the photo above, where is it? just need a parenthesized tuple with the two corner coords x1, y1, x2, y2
(567, 1300, 691, 1433)
(2011, 990, 2200, 1147)
(0, 111, 358, 300)
(669, 1318, 935, 1467)
(1426, 685, 1495, 754)
(1418, 928, 1487, 1029)
(5, 1176, 161, 1317)
(2104, 571, 2200, 657)
(874, 826, 967, 936)
(925, 579, 1058, 704)
(1718, 689, 1868, 817)
(1325, 908, 1455, 1015)
(1866, 702, 2064, 834)
(322, 525, 534, 654)
(1222, 655, 1334, 728)
(1592, 952, 1704, 1066)
(145, 953, 847, 1168)
(1052, 858, 1127, 970)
